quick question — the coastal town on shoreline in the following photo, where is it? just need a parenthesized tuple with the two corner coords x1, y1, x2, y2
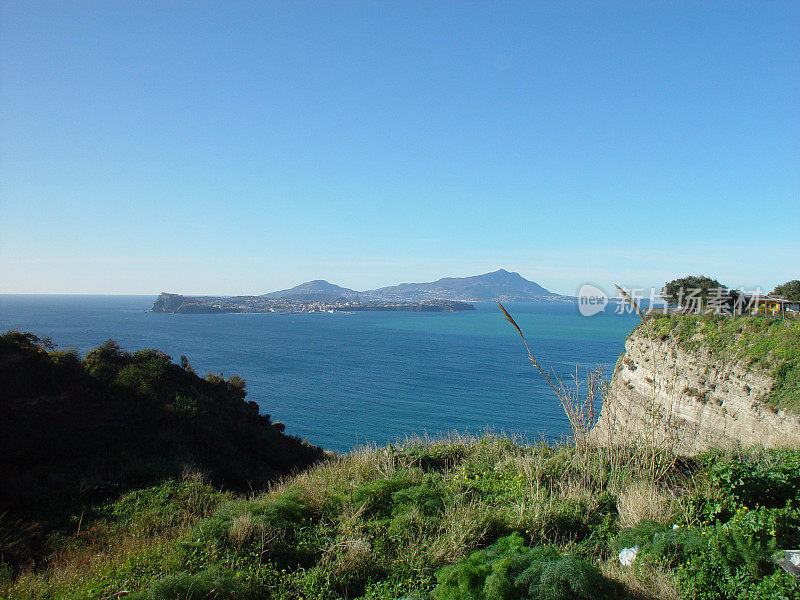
(151, 292, 477, 314)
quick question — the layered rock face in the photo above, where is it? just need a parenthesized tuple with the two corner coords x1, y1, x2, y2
(592, 327, 800, 454)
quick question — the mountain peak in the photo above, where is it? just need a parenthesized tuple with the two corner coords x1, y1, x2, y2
(480, 269, 523, 281)
(365, 270, 555, 302)
(261, 270, 557, 302)
(262, 279, 360, 300)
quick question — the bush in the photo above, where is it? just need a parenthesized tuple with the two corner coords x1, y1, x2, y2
(772, 280, 800, 302)
(391, 479, 447, 516)
(432, 533, 618, 600)
(400, 441, 468, 472)
(662, 275, 724, 307)
(179, 488, 320, 570)
(692, 450, 800, 522)
(648, 527, 704, 568)
(611, 520, 666, 554)
(103, 477, 226, 537)
(350, 474, 418, 518)
(49, 349, 83, 378)
(129, 567, 264, 600)
(83, 339, 129, 381)
(677, 506, 800, 600)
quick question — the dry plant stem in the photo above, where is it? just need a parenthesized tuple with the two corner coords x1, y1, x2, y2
(497, 302, 561, 397)
(497, 302, 608, 483)
(497, 302, 586, 440)
(499, 295, 679, 487)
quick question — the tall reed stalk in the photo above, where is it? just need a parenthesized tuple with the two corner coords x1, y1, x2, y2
(498, 297, 679, 486)
(498, 302, 614, 484)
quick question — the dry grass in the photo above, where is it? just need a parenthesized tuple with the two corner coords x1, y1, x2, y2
(601, 559, 680, 600)
(617, 480, 682, 528)
(426, 493, 491, 565)
(320, 534, 376, 585)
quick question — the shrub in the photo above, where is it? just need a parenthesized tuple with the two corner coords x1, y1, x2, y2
(48, 349, 83, 378)
(772, 280, 800, 302)
(179, 488, 319, 569)
(662, 275, 725, 307)
(432, 533, 618, 600)
(129, 566, 264, 600)
(648, 527, 704, 568)
(83, 339, 129, 381)
(692, 450, 800, 522)
(401, 441, 468, 472)
(103, 476, 226, 537)
(676, 506, 800, 600)
(611, 519, 704, 570)
(611, 520, 667, 554)
(249, 488, 313, 525)
(350, 474, 418, 518)
(391, 479, 447, 516)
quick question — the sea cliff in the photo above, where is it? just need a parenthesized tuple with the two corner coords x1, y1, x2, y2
(592, 314, 800, 454)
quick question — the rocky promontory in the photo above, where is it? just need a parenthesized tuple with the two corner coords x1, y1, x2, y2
(592, 315, 800, 454)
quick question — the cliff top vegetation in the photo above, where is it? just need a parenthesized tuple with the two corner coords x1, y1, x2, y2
(641, 315, 800, 411)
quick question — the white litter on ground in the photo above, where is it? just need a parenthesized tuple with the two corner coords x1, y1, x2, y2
(618, 546, 639, 567)
(777, 550, 800, 577)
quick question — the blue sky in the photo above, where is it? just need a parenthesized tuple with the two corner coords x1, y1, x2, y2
(1, 1, 798, 295)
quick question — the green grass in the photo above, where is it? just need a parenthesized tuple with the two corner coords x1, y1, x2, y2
(5, 435, 799, 600)
(643, 315, 800, 411)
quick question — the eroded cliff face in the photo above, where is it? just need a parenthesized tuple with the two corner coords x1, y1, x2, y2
(592, 327, 800, 454)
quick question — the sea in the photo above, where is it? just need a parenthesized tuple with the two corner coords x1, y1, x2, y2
(0, 295, 639, 453)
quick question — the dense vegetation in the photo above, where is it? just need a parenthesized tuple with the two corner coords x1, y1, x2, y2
(646, 314, 800, 411)
(661, 275, 725, 307)
(0, 331, 323, 574)
(4, 435, 799, 599)
(773, 280, 800, 302)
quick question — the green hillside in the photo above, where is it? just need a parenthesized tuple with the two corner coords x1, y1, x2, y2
(0, 331, 323, 573)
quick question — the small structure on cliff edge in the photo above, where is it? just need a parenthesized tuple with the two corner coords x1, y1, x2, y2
(746, 295, 800, 318)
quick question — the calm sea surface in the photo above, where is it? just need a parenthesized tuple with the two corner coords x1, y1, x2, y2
(0, 295, 638, 452)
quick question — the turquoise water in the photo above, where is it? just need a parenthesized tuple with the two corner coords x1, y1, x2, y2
(0, 296, 638, 452)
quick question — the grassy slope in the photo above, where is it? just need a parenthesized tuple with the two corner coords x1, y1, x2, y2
(5, 435, 800, 600)
(641, 315, 800, 411)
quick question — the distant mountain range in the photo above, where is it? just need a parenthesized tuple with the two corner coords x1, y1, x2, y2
(264, 270, 560, 303)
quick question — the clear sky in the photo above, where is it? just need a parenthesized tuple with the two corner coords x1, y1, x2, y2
(1, 1, 798, 296)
